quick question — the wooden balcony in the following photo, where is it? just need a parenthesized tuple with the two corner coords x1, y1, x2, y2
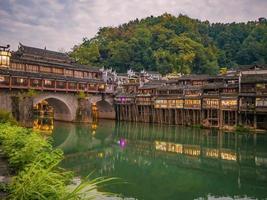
(114, 96, 135, 105)
(184, 99, 201, 109)
(221, 99, 238, 110)
(0, 74, 102, 93)
(202, 98, 220, 109)
(136, 95, 154, 105)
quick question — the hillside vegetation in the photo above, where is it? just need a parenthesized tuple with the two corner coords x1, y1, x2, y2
(71, 14, 267, 75)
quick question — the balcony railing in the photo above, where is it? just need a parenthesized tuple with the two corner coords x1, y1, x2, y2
(0, 75, 103, 93)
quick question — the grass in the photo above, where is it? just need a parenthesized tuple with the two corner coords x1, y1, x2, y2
(0, 112, 121, 200)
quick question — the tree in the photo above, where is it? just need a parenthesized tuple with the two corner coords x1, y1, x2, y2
(70, 14, 266, 74)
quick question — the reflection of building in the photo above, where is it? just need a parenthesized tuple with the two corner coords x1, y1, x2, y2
(61, 121, 267, 189)
(33, 117, 54, 133)
(33, 100, 54, 117)
(33, 100, 54, 133)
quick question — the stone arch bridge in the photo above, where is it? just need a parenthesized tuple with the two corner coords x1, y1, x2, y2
(33, 92, 115, 122)
(0, 91, 115, 126)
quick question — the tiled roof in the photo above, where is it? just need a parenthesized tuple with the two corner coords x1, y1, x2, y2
(241, 74, 267, 83)
(11, 43, 100, 72)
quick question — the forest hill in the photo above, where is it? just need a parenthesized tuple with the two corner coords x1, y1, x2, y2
(71, 14, 267, 75)
(114, 64, 267, 131)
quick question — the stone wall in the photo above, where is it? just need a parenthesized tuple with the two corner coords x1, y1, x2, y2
(96, 100, 115, 119)
(0, 91, 12, 113)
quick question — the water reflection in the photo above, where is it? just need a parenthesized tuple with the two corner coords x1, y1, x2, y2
(33, 100, 54, 134)
(52, 121, 267, 200)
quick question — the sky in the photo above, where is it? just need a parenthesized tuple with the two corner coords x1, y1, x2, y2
(0, 0, 266, 52)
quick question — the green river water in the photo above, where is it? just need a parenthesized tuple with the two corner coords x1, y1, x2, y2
(51, 120, 267, 200)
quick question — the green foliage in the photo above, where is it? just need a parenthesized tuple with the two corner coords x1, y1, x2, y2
(0, 123, 54, 170)
(219, 67, 228, 75)
(77, 91, 87, 99)
(0, 123, 119, 199)
(9, 158, 69, 200)
(71, 40, 100, 65)
(70, 14, 267, 74)
(26, 89, 38, 97)
(0, 110, 17, 125)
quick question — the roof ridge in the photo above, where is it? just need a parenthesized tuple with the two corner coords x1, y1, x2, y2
(19, 43, 69, 57)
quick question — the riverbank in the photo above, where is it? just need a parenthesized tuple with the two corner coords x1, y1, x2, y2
(0, 119, 118, 199)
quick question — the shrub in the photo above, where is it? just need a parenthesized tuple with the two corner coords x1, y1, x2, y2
(26, 89, 38, 97)
(0, 110, 17, 125)
(0, 124, 51, 170)
(9, 160, 69, 200)
(0, 123, 119, 199)
(77, 91, 86, 99)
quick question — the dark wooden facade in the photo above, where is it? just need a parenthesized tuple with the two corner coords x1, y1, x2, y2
(115, 68, 267, 130)
(0, 44, 105, 93)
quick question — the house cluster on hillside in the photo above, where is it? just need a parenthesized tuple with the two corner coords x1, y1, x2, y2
(100, 68, 163, 93)
(113, 64, 267, 131)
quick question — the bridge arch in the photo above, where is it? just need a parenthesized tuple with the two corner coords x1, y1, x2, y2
(33, 93, 78, 122)
(95, 99, 115, 119)
(87, 94, 115, 120)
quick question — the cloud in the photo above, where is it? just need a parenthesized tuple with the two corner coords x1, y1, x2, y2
(0, 0, 266, 51)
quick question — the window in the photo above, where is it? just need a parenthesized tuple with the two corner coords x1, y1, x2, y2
(18, 78, 25, 84)
(44, 80, 52, 86)
(168, 100, 176, 107)
(65, 70, 73, 76)
(74, 71, 83, 78)
(79, 83, 86, 90)
(99, 84, 105, 90)
(11, 63, 25, 71)
(40, 66, 51, 73)
(154, 99, 168, 108)
(222, 100, 237, 106)
(53, 68, 63, 74)
(88, 84, 96, 90)
(0, 51, 10, 66)
(256, 98, 267, 107)
(185, 99, 201, 105)
(175, 100, 183, 108)
(56, 81, 66, 88)
(13, 77, 27, 86)
(203, 99, 219, 108)
(68, 82, 76, 89)
(31, 79, 41, 87)
(27, 65, 38, 72)
(0, 76, 9, 85)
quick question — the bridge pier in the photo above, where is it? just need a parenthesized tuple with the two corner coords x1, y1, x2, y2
(11, 96, 34, 128)
(76, 98, 91, 123)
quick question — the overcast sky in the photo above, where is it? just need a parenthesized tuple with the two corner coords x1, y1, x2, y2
(0, 0, 266, 51)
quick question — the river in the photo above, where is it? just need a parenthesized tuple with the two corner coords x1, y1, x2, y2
(51, 120, 267, 200)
